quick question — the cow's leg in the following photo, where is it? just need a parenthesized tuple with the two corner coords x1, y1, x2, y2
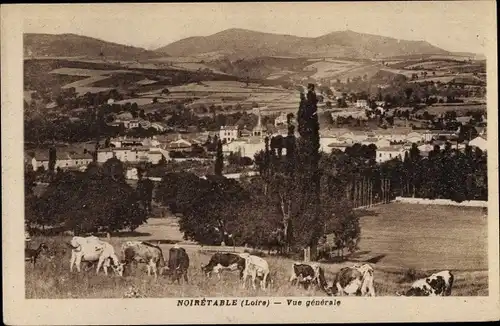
(289, 274, 297, 285)
(251, 271, 257, 290)
(96, 255, 106, 275)
(336, 283, 344, 296)
(241, 272, 247, 289)
(70, 252, 76, 272)
(214, 266, 222, 280)
(369, 282, 376, 297)
(149, 261, 157, 278)
(75, 254, 82, 272)
(183, 271, 189, 284)
(262, 272, 269, 290)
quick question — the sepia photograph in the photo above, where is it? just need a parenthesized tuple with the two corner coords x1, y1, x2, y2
(2, 1, 499, 324)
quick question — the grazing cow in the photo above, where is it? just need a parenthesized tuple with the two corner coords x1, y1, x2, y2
(25, 243, 48, 267)
(397, 270, 454, 297)
(240, 253, 270, 290)
(333, 263, 375, 296)
(289, 262, 330, 293)
(167, 245, 190, 283)
(121, 241, 166, 278)
(68, 236, 123, 276)
(201, 252, 246, 279)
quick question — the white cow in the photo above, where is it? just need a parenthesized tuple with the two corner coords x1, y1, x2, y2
(240, 253, 270, 290)
(333, 263, 375, 296)
(68, 236, 123, 276)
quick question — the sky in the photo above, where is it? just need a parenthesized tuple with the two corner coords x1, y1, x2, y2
(21, 2, 495, 54)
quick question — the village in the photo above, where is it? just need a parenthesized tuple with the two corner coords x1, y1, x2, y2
(26, 96, 488, 181)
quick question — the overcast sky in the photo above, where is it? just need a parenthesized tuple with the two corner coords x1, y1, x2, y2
(22, 2, 494, 53)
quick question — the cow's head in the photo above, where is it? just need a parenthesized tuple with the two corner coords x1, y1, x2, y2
(68, 237, 82, 250)
(201, 263, 211, 277)
(112, 262, 125, 277)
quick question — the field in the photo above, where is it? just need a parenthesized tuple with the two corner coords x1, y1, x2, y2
(425, 103, 486, 115)
(25, 203, 488, 299)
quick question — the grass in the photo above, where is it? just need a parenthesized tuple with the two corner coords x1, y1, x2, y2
(25, 203, 488, 298)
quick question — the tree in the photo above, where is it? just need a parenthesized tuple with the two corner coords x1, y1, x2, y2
(29, 170, 148, 234)
(156, 173, 250, 245)
(214, 140, 224, 175)
(48, 147, 56, 173)
(295, 83, 323, 259)
(137, 172, 155, 215)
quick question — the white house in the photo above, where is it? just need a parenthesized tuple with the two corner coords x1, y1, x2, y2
(165, 137, 193, 151)
(375, 127, 412, 143)
(222, 136, 265, 159)
(127, 120, 140, 129)
(468, 136, 487, 151)
(97, 147, 164, 164)
(110, 136, 143, 148)
(376, 146, 408, 163)
(274, 112, 289, 127)
(220, 125, 239, 143)
(31, 151, 93, 171)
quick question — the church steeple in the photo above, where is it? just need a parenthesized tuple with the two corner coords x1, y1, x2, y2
(256, 107, 262, 129)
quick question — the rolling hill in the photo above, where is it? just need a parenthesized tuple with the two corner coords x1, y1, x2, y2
(155, 28, 450, 60)
(24, 33, 164, 61)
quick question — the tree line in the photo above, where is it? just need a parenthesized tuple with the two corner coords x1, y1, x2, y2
(25, 158, 154, 235)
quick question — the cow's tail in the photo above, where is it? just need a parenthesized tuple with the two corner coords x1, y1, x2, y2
(446, 271, 454, 296)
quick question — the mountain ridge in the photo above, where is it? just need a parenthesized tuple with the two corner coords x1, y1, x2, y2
(155, 28, 451, 59)
(24, 33, 164, 61)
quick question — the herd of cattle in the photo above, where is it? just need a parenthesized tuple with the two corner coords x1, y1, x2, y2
(25, 235, 455, 297)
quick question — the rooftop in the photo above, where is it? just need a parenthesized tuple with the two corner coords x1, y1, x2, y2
(220, 125, 239, 130)
(377, 146, 405, 152)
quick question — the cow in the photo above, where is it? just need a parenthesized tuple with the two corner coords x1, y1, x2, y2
(240, 253, 270, 290)
(166, 245, 190, 284)
(68, 236, 123, 276)
(121, 241, 166, 278)
(332, 263, 376, 296)
(201, 252, 246, 280)
(289, 262, 330, 294)
(397, 270, 454, 297)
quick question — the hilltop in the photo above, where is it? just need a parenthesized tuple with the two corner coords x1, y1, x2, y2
(155, 28, 450, 60)
(24, 33, 164, 61)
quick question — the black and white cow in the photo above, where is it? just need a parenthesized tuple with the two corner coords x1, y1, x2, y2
(201, 253, 246, 279)
(121, 241, 166, 278)
(332, 264, 376, 296)
(289, 262, 330, 294)
(397, 270, 454, 296)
